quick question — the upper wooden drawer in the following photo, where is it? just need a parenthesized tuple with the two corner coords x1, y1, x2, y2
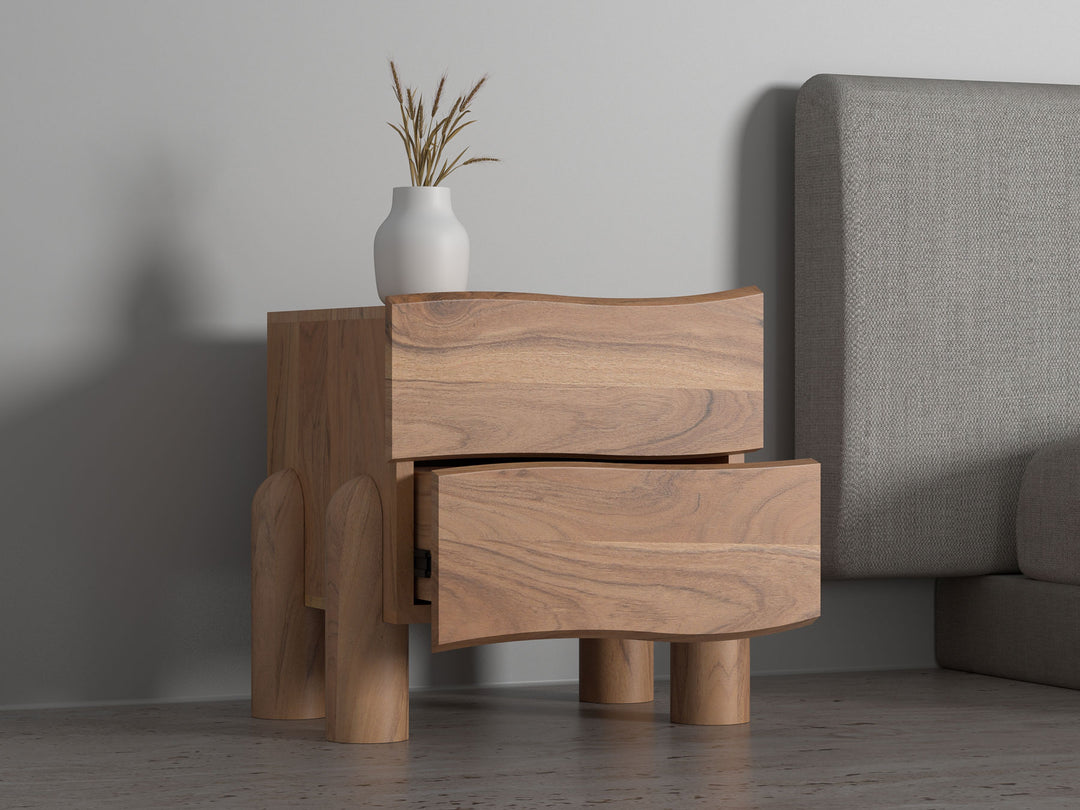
(386, 289, 764, 461)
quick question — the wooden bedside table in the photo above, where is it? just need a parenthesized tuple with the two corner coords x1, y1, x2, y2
(251, 289, 820, 743)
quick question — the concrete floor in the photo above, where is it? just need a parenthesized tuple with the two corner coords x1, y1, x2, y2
(2, 669, 1079, 808)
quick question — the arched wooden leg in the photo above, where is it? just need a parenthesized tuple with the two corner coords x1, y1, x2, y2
(670, 639, 750, 725)
(251, 469, 325, 719)
(579, 639, 654, 704)
(325, 476, 409, 743)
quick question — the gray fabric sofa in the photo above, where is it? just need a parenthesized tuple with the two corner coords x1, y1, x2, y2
(793, 73, 1080, 688)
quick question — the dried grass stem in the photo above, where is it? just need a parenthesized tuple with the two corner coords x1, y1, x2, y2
(387, 60, 499, 186)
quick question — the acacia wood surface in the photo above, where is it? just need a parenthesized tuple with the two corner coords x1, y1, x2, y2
(664, 450, 751, 725)
(414, 468, 435, 604)
(578, 639, 654, 704)
(415, 460, 820, 651)
(324, 477, 410, 743)
(267, 308, 426, 625)
(250, 469, 325, 720)
(670, 639, 750, 725)
(386, 289, 758, 307)
(386, 289, 764, 460)
(268, 306, 384, 324)
(575, 454, 746, 706)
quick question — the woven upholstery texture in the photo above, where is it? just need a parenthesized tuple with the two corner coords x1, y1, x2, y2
(936, 575, 1080, 689)
(1017, 439, 1080, 585)
(795, 74, 1080, 579)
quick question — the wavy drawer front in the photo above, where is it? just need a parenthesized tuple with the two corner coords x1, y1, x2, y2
(415, 460, 820, 652)
(386, 290, 764, 460)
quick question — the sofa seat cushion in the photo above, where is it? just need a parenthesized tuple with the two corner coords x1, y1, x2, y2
(1017, 439, 1080, 586)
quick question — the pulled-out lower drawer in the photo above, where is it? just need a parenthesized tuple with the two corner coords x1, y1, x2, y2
(414, 460, 820, 652)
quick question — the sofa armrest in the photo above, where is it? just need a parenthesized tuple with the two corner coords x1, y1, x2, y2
(1017, 439, 1080, 585)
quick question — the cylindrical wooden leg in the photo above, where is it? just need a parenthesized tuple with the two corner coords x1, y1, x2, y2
(325, 476, 409, 743)
(579, 639, 654, 704)
(251, 469, 326, 720)
(670, 639, 750, 725)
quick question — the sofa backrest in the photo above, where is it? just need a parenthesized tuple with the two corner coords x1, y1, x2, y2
(794, 74, 1080, 578)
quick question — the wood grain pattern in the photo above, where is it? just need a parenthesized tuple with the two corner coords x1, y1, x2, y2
(325, 477, 409, 743)
(414, 468, 435, 604)
(387, 289, 764, 460)
(298, 320, 330, 607)
(386, 289, 760, 307)
(266, 314, 299, 476)
(266, 307, 427, 625)
(268, 306, 385, 324)
(666, 449, 751, 725)
(579, 639, 654, 704)
(251, 469, 325, 720)
(416, 460, 820, 652)
(670, 639, 750, 725)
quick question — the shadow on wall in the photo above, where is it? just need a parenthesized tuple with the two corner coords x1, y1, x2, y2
(733, 86, 799, 463)
(731, 87, 937, 672)
(0, 152, 529, 706)
(0, 177, 265, 707)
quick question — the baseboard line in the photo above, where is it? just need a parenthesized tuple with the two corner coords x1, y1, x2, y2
(1, 666, 940, 712)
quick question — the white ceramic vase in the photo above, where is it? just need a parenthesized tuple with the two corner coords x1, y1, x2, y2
(373, 186, 469, 302)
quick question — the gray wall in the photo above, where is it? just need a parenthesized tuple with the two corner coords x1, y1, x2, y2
(2, 0, 1076, 708)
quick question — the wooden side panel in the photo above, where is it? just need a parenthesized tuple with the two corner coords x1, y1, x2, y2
(390, 460, 418, 622)
(419, 460, 820, 651)
(414, 469, 435, 604)
(325, 317, 420, 625)
(266, 319, 299, 476)
(298, 321, 331, 608)
(387, 289, 764, 460)
(267, 317, 332, 609)
(266, 310, 428, 624)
